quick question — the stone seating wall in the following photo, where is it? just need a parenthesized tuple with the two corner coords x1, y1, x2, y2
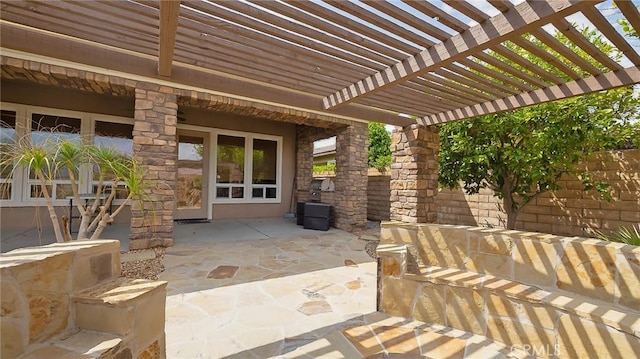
(0, 240, 167, 358)
(377, 222, 640, 359)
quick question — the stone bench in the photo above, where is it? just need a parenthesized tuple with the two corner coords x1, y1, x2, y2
(17, 330, 123, 358)
(73, 277, 167, 357)
(1, 240, 167, 358)
(378, 222, 640, 359)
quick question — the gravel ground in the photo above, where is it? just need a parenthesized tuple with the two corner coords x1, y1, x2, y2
(364, 240, 379, 259)
(121, 247, 166, 280)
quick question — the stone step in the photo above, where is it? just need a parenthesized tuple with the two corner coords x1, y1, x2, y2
(403, 265, 640, 339)
(18, 330, 122, 359)
(72, 277, 167, 339)
(288, 313, 516, 359)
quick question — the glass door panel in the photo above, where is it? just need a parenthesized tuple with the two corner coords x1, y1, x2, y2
(176, 131, 209, 219)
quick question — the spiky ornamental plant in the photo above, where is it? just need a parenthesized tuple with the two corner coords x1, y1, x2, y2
(3, 130, 147, 243)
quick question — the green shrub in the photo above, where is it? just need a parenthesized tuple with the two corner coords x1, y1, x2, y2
(313, 163, 336, 173)
(594, 224, 640, 246)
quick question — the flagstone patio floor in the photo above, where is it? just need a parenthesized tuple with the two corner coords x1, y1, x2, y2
(160, 219, 518, 358)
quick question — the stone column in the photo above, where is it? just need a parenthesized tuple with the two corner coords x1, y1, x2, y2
(390, 124, 439, 223)
(295, 125, 334, 203)
(130, 83, 177, 249)
(295, 125, 315, 203)
(334, 123, 368, 231)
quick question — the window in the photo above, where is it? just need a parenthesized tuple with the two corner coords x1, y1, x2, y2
(214, 132, 281, 203)
(92, 121, 134, 200)
(94, 121, 133, 157)
(252, 139, 277, 199)
(0, 103, 136, 206)
(28, 113, 81, 200)
(0, 110, 16, 200)
(216, 135, 246, 199)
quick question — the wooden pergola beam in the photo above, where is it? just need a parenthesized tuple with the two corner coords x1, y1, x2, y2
(322, 0, 598, 110)
(419, 66, 640, 125)
(0, 21, 413, 127)
(158, 0, 180, 77)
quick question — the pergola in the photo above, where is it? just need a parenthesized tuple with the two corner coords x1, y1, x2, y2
(1, 0, 639, 127)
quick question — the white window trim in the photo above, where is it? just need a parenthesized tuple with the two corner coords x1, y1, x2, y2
(1, 103, 285, 212)
(0, 102, 134, 207)
(0, 103, 25, 205)
(212, 128, 282, 205)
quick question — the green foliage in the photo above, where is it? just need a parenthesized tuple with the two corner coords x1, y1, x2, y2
(2, 129, 147, 242)
(313, 163, 336, 173)
(438, 26, 640, 229)
(617, 3, 639, 39)
(368, 122, 391, 171)
(594, 224, 640, 247)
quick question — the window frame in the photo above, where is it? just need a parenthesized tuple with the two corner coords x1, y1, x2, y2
(90, 116, 136, 207)
(0, 105, 23, 204)
(212, 129, 282, 204)
(0, 102, 134, 207)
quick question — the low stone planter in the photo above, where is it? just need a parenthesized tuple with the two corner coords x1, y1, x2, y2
(1, 240, 167, 358)
(378, 222, 640, 359)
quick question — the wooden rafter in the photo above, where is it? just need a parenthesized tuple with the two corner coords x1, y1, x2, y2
(0, 21, 412, 127)
(420, 66, 640, 125)
(582, 6, 640, 66)
(615, 1, 640, 38)
(158, 0, 180, 77)
(323, 0, 598, 109)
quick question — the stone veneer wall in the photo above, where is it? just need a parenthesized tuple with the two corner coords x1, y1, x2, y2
(436, 150, 640, 236)
(296, 125, 335, 203)
(0, 240, 167, 358)
(130, 84, 178, 250)
(334, 123, 369, 231)
(312, 169, 390, 222)
(299, 124, 368, 231)
(390, 124, 439, 223)
(378, 222, 640, 359)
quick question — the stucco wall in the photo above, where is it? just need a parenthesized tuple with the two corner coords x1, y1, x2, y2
(1, 79, 134, 117)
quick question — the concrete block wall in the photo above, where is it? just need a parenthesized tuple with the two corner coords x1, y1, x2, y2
(313, 168, 390, 222)
(366, 169, 391, 221)
(378, 222, 640, 359)
(436, 150, 640, 236)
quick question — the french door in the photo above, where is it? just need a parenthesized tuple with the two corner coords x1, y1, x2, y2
(175, 130, 209, 219)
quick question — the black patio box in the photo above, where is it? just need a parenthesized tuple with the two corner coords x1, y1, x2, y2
(303, 202, 332, 231)
(296, 202, 306, 225)
(303, 216, 331, 231)
(304, 202, 331, 218)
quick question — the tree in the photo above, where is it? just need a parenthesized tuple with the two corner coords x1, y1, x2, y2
(616, 3, 639, 39)
(3, 130, 147, 242)
(368, 122, 391, 171)
(438, 28, 640, 229)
